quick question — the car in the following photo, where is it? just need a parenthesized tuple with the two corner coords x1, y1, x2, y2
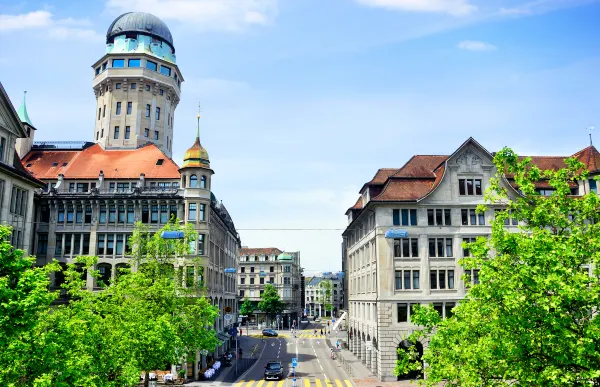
(262, 329, 278, 337)
(264, 360, 283, 380)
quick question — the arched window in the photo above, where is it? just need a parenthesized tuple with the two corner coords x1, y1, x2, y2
(189, 174, 198, 188)
(200, 175, 207, 189)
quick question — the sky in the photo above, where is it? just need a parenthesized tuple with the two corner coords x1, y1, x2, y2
(1, 0, 599, 274)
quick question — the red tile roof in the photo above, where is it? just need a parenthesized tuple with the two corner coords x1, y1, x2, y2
(392, 155, 448, 178)
(240, 247, 283, 256)
(23, 143, 180, 180)
(368, 168, 398, 185)
(351, 196, 363, 210)
(572, 146, 600, 173)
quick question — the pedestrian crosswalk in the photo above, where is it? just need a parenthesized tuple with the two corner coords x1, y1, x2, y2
(235, 379, 353, 387)
(247, 333, 328, 339)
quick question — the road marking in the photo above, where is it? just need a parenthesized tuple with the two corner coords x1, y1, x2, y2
(344, 381, 353, 387)
(235, 380, 245, 387)
(246, 381, 255, 387)
(266, 382, 274, 387)
(277, 380, 285, 387)
(256, 381, 265, 387)
(315, 379, 323, 387)
(238, 341, 268, 381)
(304, 379, 310, 387)
(335, 380, 343, 387)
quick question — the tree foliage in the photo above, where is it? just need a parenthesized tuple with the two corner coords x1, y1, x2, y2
(395, 148, 600, 386)
(258, 284, 284, 323)
(318, 279, 334, 315)
(239, 297, 257, 316)
(0, 221, 219, 387)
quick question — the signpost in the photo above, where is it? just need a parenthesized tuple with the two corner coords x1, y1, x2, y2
(225, 314, 232, 322)
(292, 358, 298, 368)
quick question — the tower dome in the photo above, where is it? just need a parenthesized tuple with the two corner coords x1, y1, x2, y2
(182, 113, 210, 168)
(107, 12, 174, 51)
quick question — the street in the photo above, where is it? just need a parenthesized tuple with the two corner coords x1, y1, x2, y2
(230, 321, 352, 387)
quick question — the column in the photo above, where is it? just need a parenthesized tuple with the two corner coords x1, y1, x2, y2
(360, 339, 366, 362)
(370, 345, 377, 373)
(353, 334, 359, 356)
(349, 330, 354, 352)
(365, 345, 371, 369)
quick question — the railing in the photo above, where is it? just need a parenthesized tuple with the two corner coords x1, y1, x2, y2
(336, 349, 355, 377)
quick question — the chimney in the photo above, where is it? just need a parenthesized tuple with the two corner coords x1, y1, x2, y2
(98, 170, 104, 189)
(138, 173, 145, 188)
(55, 174, 64, 190)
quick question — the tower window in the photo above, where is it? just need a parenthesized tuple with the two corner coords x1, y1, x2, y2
(102, 105, 106, 117)
(115, 102, 121, 115)
(128, 59, 141, 67)
(145, 104, 150, 117)
(125, 32, 137, 40)
(115, 83, 121, 89)
(189, 175, 198, 188)
(146, 60, 157, 71)
(125, 126, 130, 139)
(131, 83, 136, 90)
(114, 126, 119, 139)
(95, 67, 100, 75)
(101, 129, 104, 138)
(155, 107, 160, 120)
(154, 131, 159, 140)
(96, 131, 99, 140)
(144, 128, 149, 137)
(102, 62, 107, 71)
(112, 59, 125, 68)
(160, 65, 171, 77)
(98, 107, 101, 120)
(127, 102, 132, 115)
(200, 175, 206, 189)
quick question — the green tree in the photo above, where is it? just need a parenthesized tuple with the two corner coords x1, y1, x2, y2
(258, 284, 284, 326)
(0, 225, 59, 385)
(318, 279, 334, 317)
(395, 148, 600, 386)
(239, 297, 257, 316)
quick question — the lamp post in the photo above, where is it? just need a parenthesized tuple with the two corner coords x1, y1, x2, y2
(224, 267, 238, 375)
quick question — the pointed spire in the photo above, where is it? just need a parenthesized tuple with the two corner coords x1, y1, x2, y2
(17, 91, 34, 127)
(197, 102, 201, 140)
(589, 126, 595, 147)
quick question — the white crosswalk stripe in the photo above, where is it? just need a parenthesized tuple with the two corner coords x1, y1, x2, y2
(235, 379, 353, 387)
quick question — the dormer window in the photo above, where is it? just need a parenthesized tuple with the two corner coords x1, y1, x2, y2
(51, 162, 58, 167)
(156, 159, 164, 166)
(26, 163, 32, 167)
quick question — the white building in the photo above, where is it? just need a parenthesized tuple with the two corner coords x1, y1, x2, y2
(343, 137, 599, 381)
(305, 272, 344, 318)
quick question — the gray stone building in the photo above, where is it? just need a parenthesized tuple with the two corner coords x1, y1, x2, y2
(238, 247, 303, 327)
(0, 84, 45, 252)
(343, 137, 600, 381)
(16, 12, 241, 380)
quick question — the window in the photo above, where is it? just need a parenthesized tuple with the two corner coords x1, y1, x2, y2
(200, 175, 206, 188)
(397, 303, 408, 323)
(115, 82, 121, 89)
(284, 277, 291, 285)
(83, 234, 90, 255)
(128, 58, 141, 67)
(393, 209, 417, 226)
(250, 277, 255, 285)
(145, 104, 151, 117)
(106, 234, 114, 255)
(126, 101, 132, 115)
(99, 205, 106, 223)
(160, 204, 168, 223)
(250, 267, 255, 273)
(85, 205, 92, 223)
(41, 204, 50, 222)
(270, 266, 275, 272)
(131, 82, 136, 89)
(465, 269, 480, 285)
(55, 234, 63, 256)
(109, 205, 116, 222)
(199, 204, 206, 221)
(126, 205, 134, 223)
(429, 238, 453, 257)
(590, 179, 597, 194)
(115, 102, 121, 115)
(103, 105, 106, 117)
(169, 205, 177, 221)
(141, 205, 149, 223)
(98, 107, 101, 120)
(284, 265, 291, 273)
(160, 65, 171, 76)
(75, 206, 83, 223)
(495, 209, 518, 226)
(151, 205, 159, 223)
(189, 175, 198, 188)
(144, 128, 150, 137)
(188, 203, 197, 221)
(198, 234, 205, 255)
(118, 205, 125, 223)
(117, 182, 129, 192)
(394, 270, 420, 290)
(97, 234, 105, 255)
(241, 267, 245, 273)
(146, 60, 157, 71)
(101, 128, 104, 138)
(430, 269, 455, 289)
(66, 205, 74, 223)
(69, 183, 75, 193)
(95, 67, 100, 75)
(125, 126, 130, 139)
(393, 238, 419, 258)
(428, 209, 452, 226)
(461, 209, 485, 225)
(159, 89, 164, 95)
(114, 126, 119, 139)
(112, 59, 125, 68)
(240, 290, 245, 297)
(154, 131, 159, 140)
(146, 85, 151, 91)
(156, 107, 160, 120)
(536, 189, 555, 196)
(37, 234, 48, 255)
(116, 235, 124, 255)
(459, 178, 482, 195)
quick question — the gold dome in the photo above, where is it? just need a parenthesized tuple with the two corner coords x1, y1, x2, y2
(182, 137, 210, 168)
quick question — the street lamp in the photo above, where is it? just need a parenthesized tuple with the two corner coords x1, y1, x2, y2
(224, 267, 238, 375)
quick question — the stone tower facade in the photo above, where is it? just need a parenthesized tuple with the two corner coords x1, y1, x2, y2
(91, 12, 183, 158)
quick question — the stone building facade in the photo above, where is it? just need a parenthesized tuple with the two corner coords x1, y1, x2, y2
(305, 272, 344, 318)
(238, 247, 303, 327)
(343, 137, 600, 381)
(15, 12, 241, 380)
(0, 84, 45, 252)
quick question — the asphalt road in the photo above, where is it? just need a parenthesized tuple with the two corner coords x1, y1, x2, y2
(234, 321, 352, 387)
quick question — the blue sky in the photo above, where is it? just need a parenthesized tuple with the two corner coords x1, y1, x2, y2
(1, 0, 599, 273)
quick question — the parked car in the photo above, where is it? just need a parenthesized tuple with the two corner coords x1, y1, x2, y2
(262, 329, 278, 337)
(264, 361, 283, 380)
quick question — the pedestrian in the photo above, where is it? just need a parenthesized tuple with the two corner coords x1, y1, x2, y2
(336, 340, 339, 350)
(240, 328, 243, 336)
(320, 329, 323, 335)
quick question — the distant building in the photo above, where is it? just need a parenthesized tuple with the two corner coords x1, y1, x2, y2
(0, 85, 45, 252)
(305, 272, 344, 318)
(343, 137, 600, 381)
(238, 247, 303, 327)
(16, 12, 241, 380)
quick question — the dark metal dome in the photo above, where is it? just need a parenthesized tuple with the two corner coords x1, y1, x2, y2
(106, 12, 174, 51)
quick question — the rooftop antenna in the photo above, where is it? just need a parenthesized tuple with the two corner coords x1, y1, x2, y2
(589, 126, 595, 147)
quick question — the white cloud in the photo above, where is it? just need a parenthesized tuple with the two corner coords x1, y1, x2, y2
(0, 10, 100, 40)
(105, 0, 278, 31)
(499, 0, 598, 16)
(356, 0, 477, 16)
(457, 40, 497, 51)
(0, 10, 52, 31)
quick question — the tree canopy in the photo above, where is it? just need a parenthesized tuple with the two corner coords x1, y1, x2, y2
(318, 279, 334, 315)
(239, 297, 257, 316)
(258, 284, 284, 322)
(395, 148, 600, 386)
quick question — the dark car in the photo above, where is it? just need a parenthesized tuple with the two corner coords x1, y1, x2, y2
(262, 329, 278, 337)
(264, 361, 283, 380)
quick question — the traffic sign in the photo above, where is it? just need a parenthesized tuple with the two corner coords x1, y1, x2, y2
(238, 317, 243, 323)
(225, 314, 233, 321)
(292, 358, 298, 367)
